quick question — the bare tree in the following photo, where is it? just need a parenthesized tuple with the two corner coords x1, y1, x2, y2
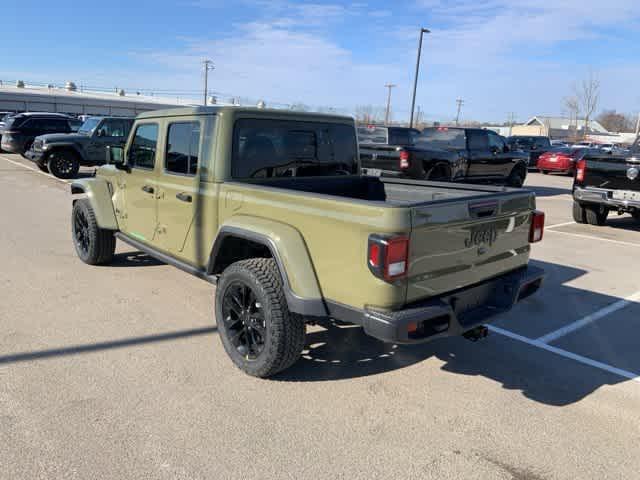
(354, 105, 384, 125)
(574, 71, 600, 138)
(564, 95, 580, 138)
(596, 110, 634, 133)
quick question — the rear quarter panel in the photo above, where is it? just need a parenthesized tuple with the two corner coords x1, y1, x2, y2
(218, 182, 412, 310)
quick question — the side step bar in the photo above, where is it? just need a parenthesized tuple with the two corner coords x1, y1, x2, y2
(114, 232, 217, 285)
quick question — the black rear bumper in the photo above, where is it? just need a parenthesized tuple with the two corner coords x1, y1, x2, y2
(353, 265, 544, 344)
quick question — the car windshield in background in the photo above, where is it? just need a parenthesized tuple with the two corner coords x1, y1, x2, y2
(415, 128, 466, 150)
(78, 118, 101, 135)
(508, 137, 534, 147)
(232, 119, 358, 178)
(357, 126, 388, 144)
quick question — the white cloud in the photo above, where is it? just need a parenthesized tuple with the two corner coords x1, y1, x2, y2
(134, 0, 640, 121)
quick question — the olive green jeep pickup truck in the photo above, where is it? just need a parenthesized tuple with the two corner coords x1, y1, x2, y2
(70, 106, 545, 377)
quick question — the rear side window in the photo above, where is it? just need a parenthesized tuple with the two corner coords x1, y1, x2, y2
(232, 119, 358, 178)
(467, 131, 489, 150)
(165, 122, 201, 176)
(488, 132, 506, 151)
(128, 123, 158, 169)
(416, 128, 467, 149)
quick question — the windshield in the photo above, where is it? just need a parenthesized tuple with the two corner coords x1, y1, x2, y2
(78, 118, 101, 135)
(232, 119, 358, 178)
(357, 126, 388, 144)
(508, 137, 534, 147)
(415, 127, 466, 150)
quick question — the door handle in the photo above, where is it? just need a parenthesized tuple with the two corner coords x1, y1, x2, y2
(142, 185, 154, 194)
(176, 192, 193, 203)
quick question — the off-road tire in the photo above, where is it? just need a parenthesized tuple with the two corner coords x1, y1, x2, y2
(585, 204, 608, 226)
(216, 258, 306, 378)
(506, 165, 526, 188)
(48, 150, 80, 179)
(71, 199, 116, 265)
(572, 201, 587, 224)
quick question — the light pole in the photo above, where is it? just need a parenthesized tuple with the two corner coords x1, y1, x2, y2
(384, 83, 396, 126)
(455, 98, 464, 126)
(202, 59, 214, 106)
(409, 28, 430, 128)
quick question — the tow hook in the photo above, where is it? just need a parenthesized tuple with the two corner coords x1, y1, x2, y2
(463, 325, 489, 342)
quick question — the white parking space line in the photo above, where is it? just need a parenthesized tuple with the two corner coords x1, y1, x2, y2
(537, 291, 640, 344)
(0, 154, 71, 184)
(546, 229, 640, 248)
(489, 326, 640, 384)
(546, 221, 576, 229)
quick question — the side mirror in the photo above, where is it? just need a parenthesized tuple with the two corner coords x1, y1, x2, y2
(106, 145, 129, 171)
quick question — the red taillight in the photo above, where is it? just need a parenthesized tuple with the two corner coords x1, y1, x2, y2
(399, 150, 411, 169)
(576, 159, 586, 181)
(368, 235, 410, 281)
(368, 243, 381, 268)
(529, 210, 545, 243)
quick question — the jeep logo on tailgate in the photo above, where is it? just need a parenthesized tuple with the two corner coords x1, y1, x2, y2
(465, 226, 498, 248)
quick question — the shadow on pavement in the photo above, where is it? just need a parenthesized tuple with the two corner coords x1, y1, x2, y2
(109, 251, 165, 267)
(605, 215, 640, 232)
(0, 327, 217, 365)
(277, 259, 631, 405)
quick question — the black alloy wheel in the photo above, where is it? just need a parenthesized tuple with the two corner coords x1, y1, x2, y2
(73, 206, 91, 258)
(221, 282, 267, 360)
(48, 151, 80, 179)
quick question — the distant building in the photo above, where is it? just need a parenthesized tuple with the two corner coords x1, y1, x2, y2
(510, 116, 608, 139)
(0, 82, 195, 117)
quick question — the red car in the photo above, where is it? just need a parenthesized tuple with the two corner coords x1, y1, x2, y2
(537, 148, 592, 176)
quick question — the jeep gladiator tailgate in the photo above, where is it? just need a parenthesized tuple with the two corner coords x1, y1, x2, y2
(406, 189, 535, 303)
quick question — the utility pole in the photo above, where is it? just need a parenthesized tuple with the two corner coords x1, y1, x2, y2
(202, 59, 214, 106)
(384, 83, 396, 126)
(455, 98, 464, 126)
(409, 28, 430, 128)
(507, 112, 516, 136)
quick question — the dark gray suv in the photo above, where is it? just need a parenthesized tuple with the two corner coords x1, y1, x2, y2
(25, 116, 134, 178)
(0, 112, 79, 156)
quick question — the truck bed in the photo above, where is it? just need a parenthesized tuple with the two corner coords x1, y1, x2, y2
(222, 175, 536, 309)
(240, 175, 508, 206)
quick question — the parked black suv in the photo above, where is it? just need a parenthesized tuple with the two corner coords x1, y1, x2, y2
(507, 136, 552, 169)
(0, 113, 80, 155)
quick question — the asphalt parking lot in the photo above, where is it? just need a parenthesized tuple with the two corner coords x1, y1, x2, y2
(1, 153, 639, 480)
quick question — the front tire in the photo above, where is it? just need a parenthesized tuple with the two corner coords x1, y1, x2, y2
(71, 199, 116, 265)
(48, 150, 80, 179)
(216, 258, 306, 378)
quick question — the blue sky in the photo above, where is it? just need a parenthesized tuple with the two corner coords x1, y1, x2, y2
(3, 0, 640, 122)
